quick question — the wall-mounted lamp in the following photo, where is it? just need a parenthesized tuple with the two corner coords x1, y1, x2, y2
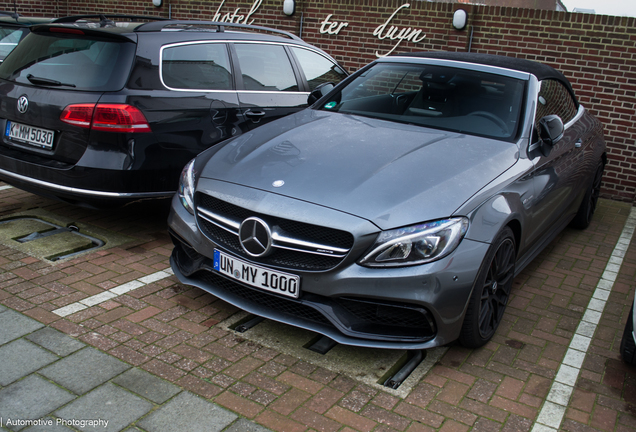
(283, 0, 295, 16)
(453, 9, 468, 30)
(152, 0, 163, 7)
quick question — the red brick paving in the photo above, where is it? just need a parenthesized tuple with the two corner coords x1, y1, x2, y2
(1, 187, 636, 431)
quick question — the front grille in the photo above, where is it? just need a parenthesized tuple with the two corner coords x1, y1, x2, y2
(196, 194, 354, 271)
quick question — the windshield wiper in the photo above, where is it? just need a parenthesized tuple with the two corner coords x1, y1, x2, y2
(26, 74, 76, 88)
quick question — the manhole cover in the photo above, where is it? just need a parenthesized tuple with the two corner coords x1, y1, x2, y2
(0, 209, 135, 262)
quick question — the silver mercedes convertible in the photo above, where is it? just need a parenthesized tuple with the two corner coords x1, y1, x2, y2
(168, 52, 606, 350)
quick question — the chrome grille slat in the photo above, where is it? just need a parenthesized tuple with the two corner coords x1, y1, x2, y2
(271, 231, 349, 257)
(197, 207, 240, 234)
(195, 193, 354, 271)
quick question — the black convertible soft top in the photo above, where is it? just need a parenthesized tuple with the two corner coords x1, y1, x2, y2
(400, 51, 577, 103)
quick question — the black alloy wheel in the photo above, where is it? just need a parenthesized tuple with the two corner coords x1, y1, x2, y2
(460, 227, 516, 348)
(571, 160, 604, 229)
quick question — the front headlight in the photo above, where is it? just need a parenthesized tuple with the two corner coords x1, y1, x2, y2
(178, 159, 196, 215)
(359, 217, 469, 267)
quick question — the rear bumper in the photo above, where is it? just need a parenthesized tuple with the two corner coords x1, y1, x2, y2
(0, 166, 173, 200)
(0, 145, 178, 206)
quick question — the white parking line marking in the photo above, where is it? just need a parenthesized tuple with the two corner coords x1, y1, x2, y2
(53, 302, 88, 317)
(53, 269, 174, 317)
(110, 280, 145, 296)
(0, 185, 13, 191)
(531, 207, 636, 431)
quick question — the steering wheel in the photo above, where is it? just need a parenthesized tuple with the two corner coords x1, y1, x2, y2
(467, 111, 508, 132)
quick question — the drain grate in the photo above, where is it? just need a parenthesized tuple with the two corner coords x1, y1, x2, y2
(218, 311, 446, 397)
(0, 217, 106, 261)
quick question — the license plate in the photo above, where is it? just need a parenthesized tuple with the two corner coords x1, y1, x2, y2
(213, 249, 300, 299)
(5, 121, 55, 149)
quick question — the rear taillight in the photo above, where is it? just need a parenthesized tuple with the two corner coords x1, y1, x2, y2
(60, 104, 94, 128)
(60, 104, 151, 133)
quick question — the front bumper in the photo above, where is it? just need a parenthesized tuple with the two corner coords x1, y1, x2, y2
(168, 193, 490, 350)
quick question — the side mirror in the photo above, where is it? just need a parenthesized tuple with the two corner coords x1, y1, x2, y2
(538, 115, 564, 146)
(537, 115, 564, 157)
(307, 82, 335, 105)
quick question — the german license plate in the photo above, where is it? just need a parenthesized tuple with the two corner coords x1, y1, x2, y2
(213, 249, 300, 299)
(5, 121, 54, 149)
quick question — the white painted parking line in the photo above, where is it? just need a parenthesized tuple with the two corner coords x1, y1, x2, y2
(0, 185, 13, 191)
(531, 207, 636, 431)
(79, 291, 118, 307)
(110, 280, 145, 296)
(53, 302, 88, 317)
(139, 270, 172, 284)
(53, 268, 174, 317)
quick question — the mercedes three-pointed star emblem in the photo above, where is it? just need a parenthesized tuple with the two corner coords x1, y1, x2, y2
(238, 217, 272, 257)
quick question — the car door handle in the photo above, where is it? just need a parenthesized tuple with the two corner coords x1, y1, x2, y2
(245, 110, 266, 118)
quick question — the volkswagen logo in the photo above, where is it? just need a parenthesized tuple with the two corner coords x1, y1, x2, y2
(239, 217, 272, 257)
(17, 96, 28, 114)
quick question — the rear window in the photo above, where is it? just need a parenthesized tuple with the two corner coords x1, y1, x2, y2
(0, 32, 136, 91)
(0, 26, 24, 61)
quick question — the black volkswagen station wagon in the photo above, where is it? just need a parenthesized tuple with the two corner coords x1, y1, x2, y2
(0, 16, 347, 207)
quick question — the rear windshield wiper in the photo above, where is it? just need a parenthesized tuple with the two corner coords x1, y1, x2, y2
(26, 74, 76, 88)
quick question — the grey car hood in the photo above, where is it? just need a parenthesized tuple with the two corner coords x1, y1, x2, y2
(200, 110, 519, 230)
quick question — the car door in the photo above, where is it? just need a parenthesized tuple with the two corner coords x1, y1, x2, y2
(527, 79, 586, 244)
(232, 42, 309, 128)
(136, 40, 246, 175)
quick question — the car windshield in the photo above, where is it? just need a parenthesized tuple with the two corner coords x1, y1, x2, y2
(319, 62, 526, 140)
(0, 26, 24, 61)
(0, 32, 136, 91)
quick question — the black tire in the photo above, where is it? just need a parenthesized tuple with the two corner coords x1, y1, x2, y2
(620, 301, 636, 365)
(459, 227, 516, 349)
(570, 160, 604, 229)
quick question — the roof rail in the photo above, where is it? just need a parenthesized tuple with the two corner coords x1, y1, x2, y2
(135, 20, 301, 41)
(0, 10, 20, 21)
(52, 14, 170, 24)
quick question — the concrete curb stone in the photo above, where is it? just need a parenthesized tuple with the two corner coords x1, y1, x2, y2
(137, 392, 237, 432)
(0, 309, 43, 345)
(112, 368, 181, 404)
(40, 347, 131, 395)
(54, 383, 154, 432)
(0, 339, 58, 386)
(0, 375, 76, 431)
(25, 328, 85, 357)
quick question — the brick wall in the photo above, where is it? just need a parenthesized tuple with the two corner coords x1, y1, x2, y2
(2, 0, 635, 201)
